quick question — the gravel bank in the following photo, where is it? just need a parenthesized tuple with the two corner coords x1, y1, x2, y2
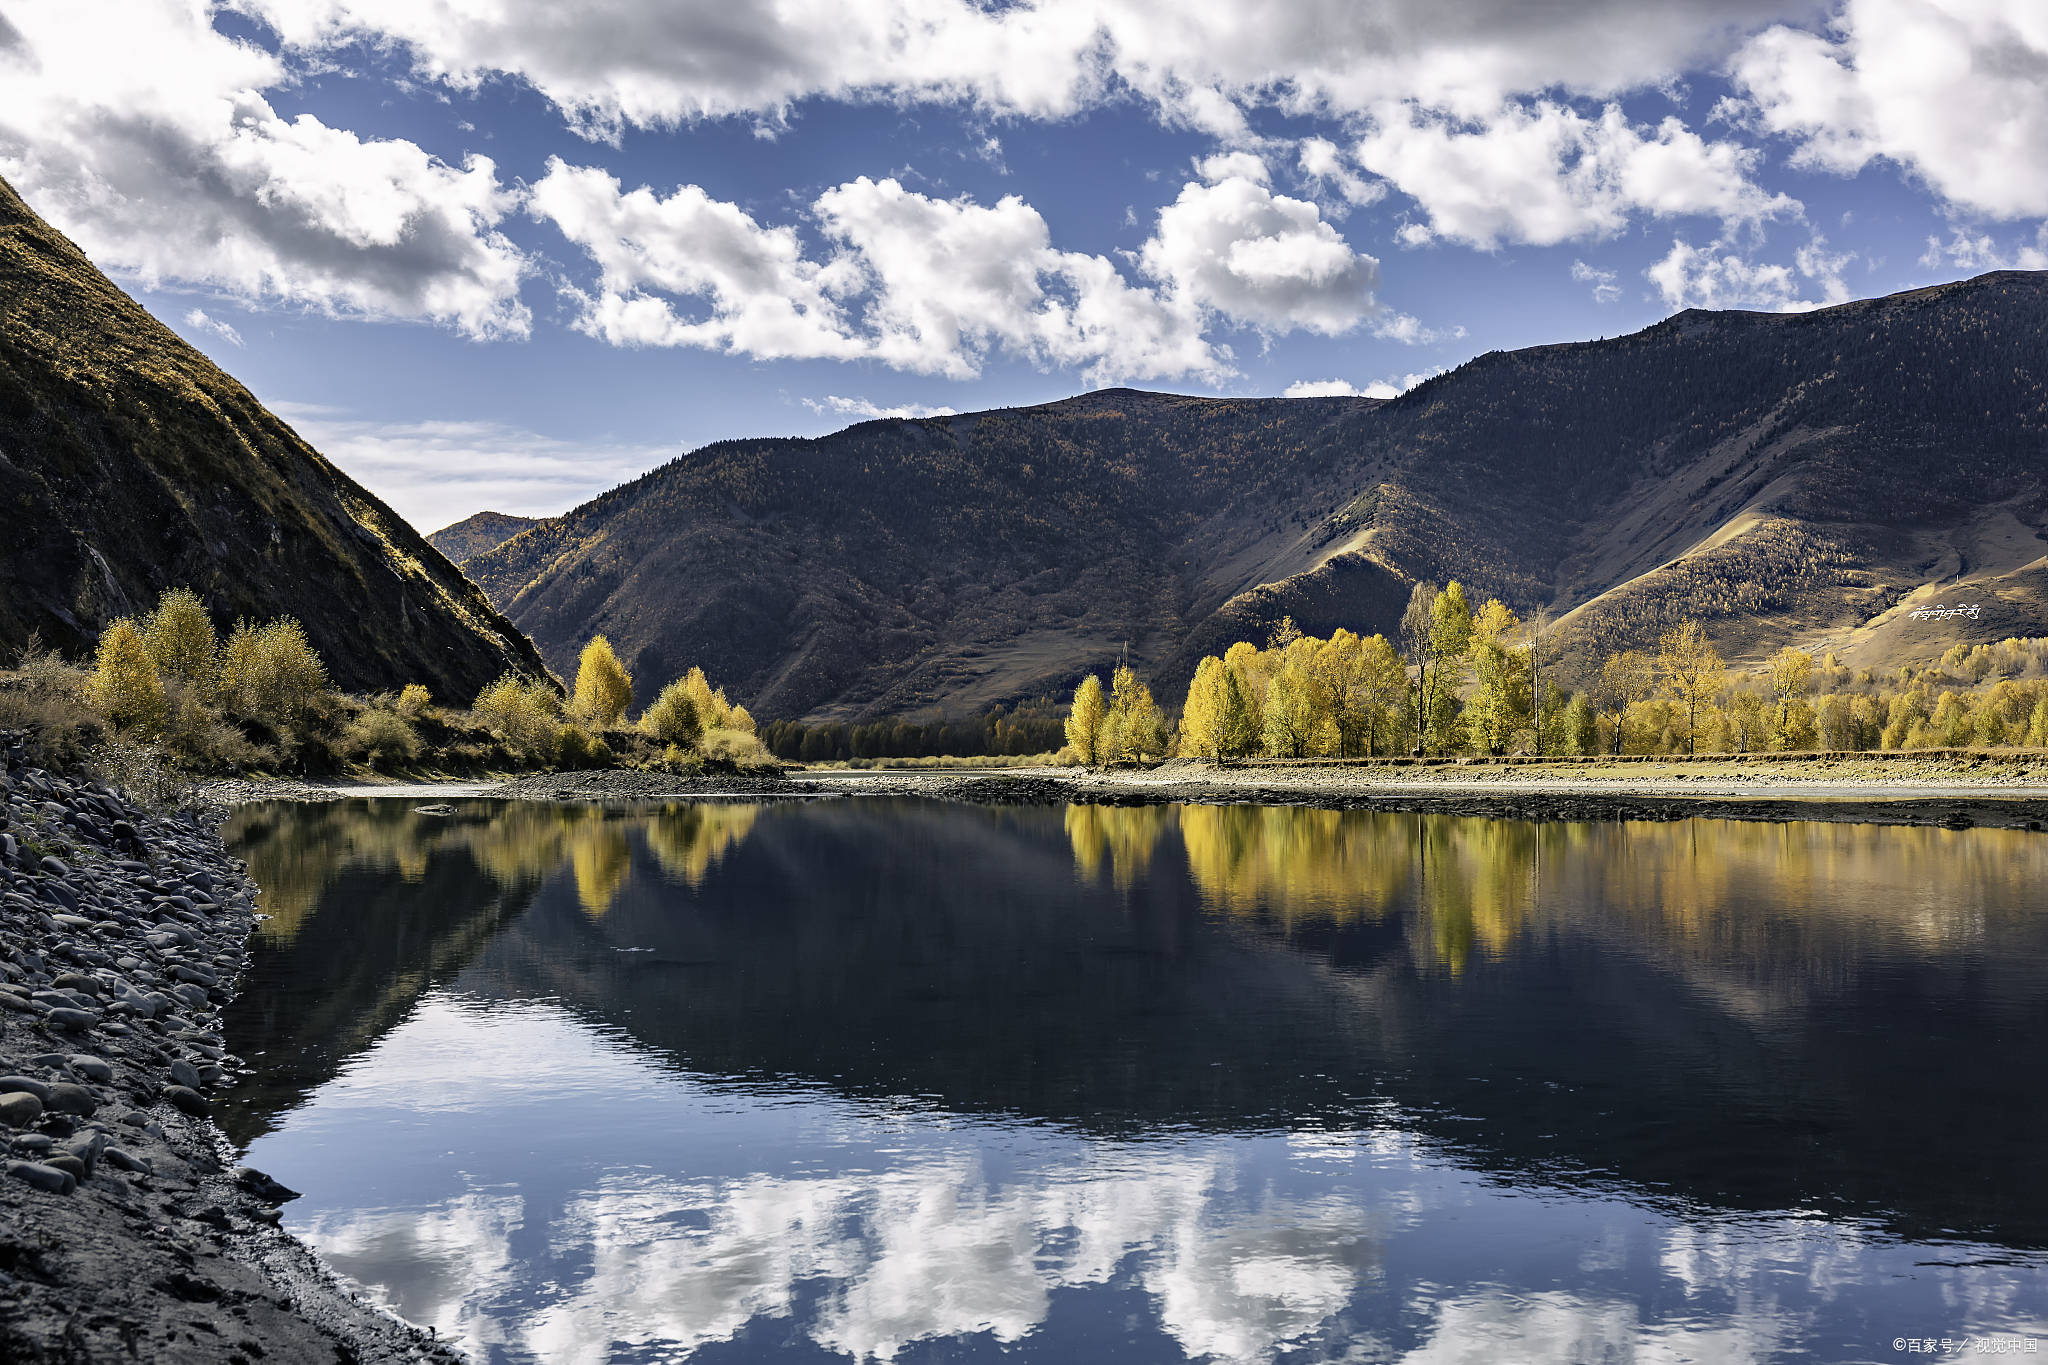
(0, 736, 459, 1363)
(461, 757, 2048, 830)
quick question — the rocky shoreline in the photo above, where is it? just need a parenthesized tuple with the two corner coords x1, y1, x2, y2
(0, 736, 459, 1363)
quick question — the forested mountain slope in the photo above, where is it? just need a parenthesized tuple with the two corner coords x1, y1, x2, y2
(428, 511, 543, 566)
(0, 176, 548, 697)
(465, 271, 2048, 719)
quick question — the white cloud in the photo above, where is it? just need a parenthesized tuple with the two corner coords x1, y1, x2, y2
(1571, 260, 1622, 303)
(272, 404, 675, 530)
(1296, 136, 1384, 213)
(534, 162, 1387, 384)
(1357, 101, 1797, 249)
(804, 395, 960, 421)
(0, 0, 531, 338)
(1732, 0, 2048, 219)
(182, 308, 245, 347)
(1139, 172, 1381, 335)
(1919, 224, 2048, 273)
(1646, 235, 1855, 312)
(528, 160, 867, 362)
(1284, 369, 1439, 399)
(238, 0, 1810, 137)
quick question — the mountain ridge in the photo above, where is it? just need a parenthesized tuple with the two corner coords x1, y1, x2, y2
(459, 270, 2048, 719)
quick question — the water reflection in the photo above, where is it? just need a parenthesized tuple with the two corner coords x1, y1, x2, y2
(222, 798, 2048, 1362)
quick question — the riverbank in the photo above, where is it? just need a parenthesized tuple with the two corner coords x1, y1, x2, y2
(463, 752, 2048, 830)
(0, 737, 459, 1362)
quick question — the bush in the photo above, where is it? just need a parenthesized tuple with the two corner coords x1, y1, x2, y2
(85, 740, 187, 812)
(0, 636, 103, 769)
(141, 588, 218, 695)
(394, 683, 431, 718)
(161, 688, 270, 772)
(699, 727, 764, 765)
(86, 619, 167, 737)
(345, 709, 423, 770)
(639, 681, 703, 748)
(222, 618, 331, 728)
(472, 673, 560, 764)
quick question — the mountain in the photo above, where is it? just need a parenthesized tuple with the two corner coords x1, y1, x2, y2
(428, 511, 544, 566)
(0, 176, 549, 698)
(464, 271, 2048, 720)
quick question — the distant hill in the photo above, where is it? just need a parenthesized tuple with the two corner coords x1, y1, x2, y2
(464, 272, 2048, 720)
(0, 176, 549, 698)
(428, 511, 543, 565)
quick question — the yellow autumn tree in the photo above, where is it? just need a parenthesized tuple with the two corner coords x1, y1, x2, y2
(1657, 620, 1725, 756)
(1179, 656, 1230, 760)
(1103, 664, 1167, 762)
(87, 618, 167, 736)
(639, 679, 703, 749)
(141, 587, 218, 695)
(1066, 673, 1108, 766)
(572, 636, 634, 727)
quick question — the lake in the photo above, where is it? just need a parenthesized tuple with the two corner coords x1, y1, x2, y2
(218, 797, 2048, 1363)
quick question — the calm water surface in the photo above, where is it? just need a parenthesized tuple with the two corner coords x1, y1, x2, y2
(218, 797, 2048, 1364)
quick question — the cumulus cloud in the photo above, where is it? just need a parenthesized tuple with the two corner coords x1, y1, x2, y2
(1296, 137, 1384, 214)
(0, 0, 531, 338)
(238, 0, 1811, 137)
(1571, 260, 1622, 303)
(1919, 224, 2048, 273)
(273, 404, 675, 529)
(533, 161, 1387, 384)
(804, 395, 960, 421)
(1732, 0, 2048, 219)
(1646, 235, 1854, 312)
(181, 308, 245, 347)
(1284, 369, 1439, 399)
(1139, 172, 1381, 335)
(1358, 101, 1797, 249)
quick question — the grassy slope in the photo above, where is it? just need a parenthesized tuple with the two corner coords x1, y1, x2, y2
(0, 176, 551, 698)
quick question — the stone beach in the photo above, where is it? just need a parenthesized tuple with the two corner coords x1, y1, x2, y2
(0, 733, 458, 1363)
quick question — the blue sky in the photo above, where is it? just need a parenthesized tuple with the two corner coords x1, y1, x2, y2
(3, 1, 2045, 531)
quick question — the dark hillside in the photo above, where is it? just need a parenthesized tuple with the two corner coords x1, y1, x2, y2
(467, 272, 2048, 719)
(0, 176, 549, 697)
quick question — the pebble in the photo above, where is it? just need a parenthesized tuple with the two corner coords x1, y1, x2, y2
(163, 1085, 210, 1117)
(0, 1091, 41, 1127)
(6, 1159, 76, 1194)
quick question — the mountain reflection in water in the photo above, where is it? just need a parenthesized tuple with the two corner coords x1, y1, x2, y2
(220, 797, 2048, 1363)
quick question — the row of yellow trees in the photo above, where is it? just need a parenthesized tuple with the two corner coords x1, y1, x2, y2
(1063, 579, 2048, 764)
(62, 587, 763, 774)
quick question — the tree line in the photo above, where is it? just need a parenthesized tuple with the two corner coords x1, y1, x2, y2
(1063, 580, 2048, 764)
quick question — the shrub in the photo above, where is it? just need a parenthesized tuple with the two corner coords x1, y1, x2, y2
(346, 709, 423, 770)
(572, 637, 634, 727)
(556, 724, 600, 770)
(1, 635, 103, 769)
(141, 588, 218, 695)
(222, 618, 331, 727)
(161, 688, 269, 772)
(86, 619, 167, 737)
(472, 673, 560, 763)
(85, 740, 187, 812)
(394, 683, 432, 718)
(700, 727, 764, 765)
(639, 681, 703, 748)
